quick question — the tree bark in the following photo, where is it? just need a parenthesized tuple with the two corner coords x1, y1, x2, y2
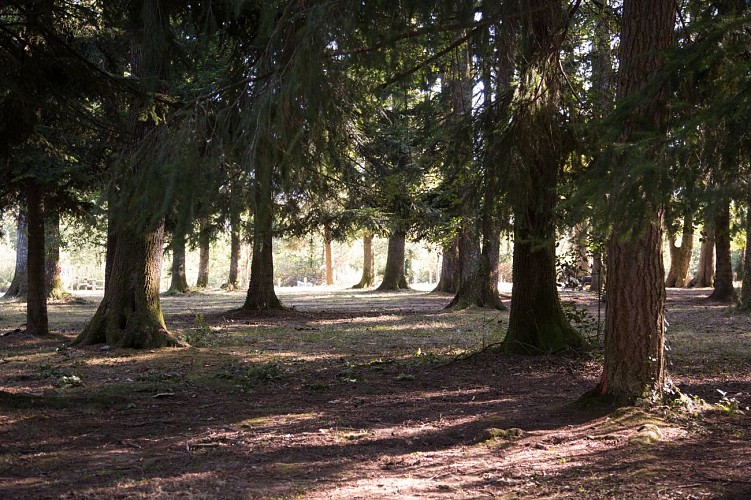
(323, 225, 334, 285)
(352, 233, 374, 289)
(433, 237, 460, 293)
(74, 8, 179, 348)
(665, 212, 694, 287)
(599, 0, 675, 404)
(195, 218, 210, 289)
(168, 232, 190, 294)
(709, 199, 734, 301)
(74, 221, 178, 348)
(502, 0, 582, 353)
(376, 231, 409, 291)
(44, 209, 67, 300)
(227, 210, 242, 290)
(25, 183, 49, 336)
(694, 228, 715, 287)
(243, 159, 283, 310)
(4, 207, 28, 299)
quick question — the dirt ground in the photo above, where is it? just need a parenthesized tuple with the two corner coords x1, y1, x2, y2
(0, 287, 750, 499)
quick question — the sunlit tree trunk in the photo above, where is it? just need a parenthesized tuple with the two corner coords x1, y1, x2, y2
(168, 232, 190, 293)
(599, 0, 676, 404)
(4, 207, 28, 299)
(377, 231, 409, 291)
(665, 212, 694, 288)
(352, 233, 374, 289)
(44, 210, 67, 299)
(710, 199, 734, 301)
(433, 237, 460, 293)
(323, 225, 334, 285)
(227, 210, 242, 290)
(26, 182, 48, 336)
(695, 227, 715, 287)
(196, 218, 210, 288)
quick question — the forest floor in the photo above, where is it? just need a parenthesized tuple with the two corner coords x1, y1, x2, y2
(0, 286, 750, 499)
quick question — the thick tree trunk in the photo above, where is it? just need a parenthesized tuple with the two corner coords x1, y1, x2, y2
(44, 210, 67, 300)
(26, 183, 49, 336)
(502, 0, 582, 354)
(433, 237, 460, 293)
(4, 208, 28, 299)
(352, 234, 375, 289)
(227, 210, 242, 290)
(196, 219, 210, 289)
(598, 0, 675, 404)
(695, 228, 715, 287)
(740, 204, 751, 310)
(376, 231, 409, 291)
(710, 200, 734, 301)
(74, 221, 177, 347)
(243, 160, 283, 310)
(665, 212, 694, 287)
(323, 225, 334, 285)
(75, 6, 179, 349)
(168, 232, 190, 293)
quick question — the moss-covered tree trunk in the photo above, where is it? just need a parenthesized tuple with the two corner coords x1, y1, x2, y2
(227, 210, 242, 290)
(710, 199, 734, 301)
(25, 183, 49, 336)
(196, 219, 210, 288)
(695, 227, 715, 287)
(502, 0, 582, 354)
(599, 0, 675, 404)
(74, 6, 179, 349)
(377, 231, 409, 291)
(243, 159, 282, 310)
(352, 233, 374, 289)
(665, 212, 694, 287)
(44, 210, 67, 300)
(74, 222, 176, 347)
(168, 232, 190, 294)
(4, 207, 28, 299)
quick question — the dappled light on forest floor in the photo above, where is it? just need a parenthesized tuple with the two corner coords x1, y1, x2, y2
(1, 288, 750, 498)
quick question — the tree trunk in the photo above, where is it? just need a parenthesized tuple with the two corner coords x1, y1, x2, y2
(709, 199, 734, 301)
(195, 219, 210, 289)
(74, 10, 179, 348)
(590, 253, 603, 293)
(447, 226, 506, 310)
(599, 0, 675, 404)
(352, 233, 374, 289)
(74, 221, 177, 348)
(376, 231, 409, 291)
(323, 225, 334, 285)
(168, 232, 190, 293)
(25, 183, 49, 336)
(433, 237, 460, 293)
(227, 210, 242, 290)
(502, 0, 582, 354)
(44, 210, 67, 300)
(740, 204, 751, 311)
(665, 212, 694, 287)
(4, 207, 28, 299)
(243, 160, 283, 310)
(695, 228, 715, 287)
